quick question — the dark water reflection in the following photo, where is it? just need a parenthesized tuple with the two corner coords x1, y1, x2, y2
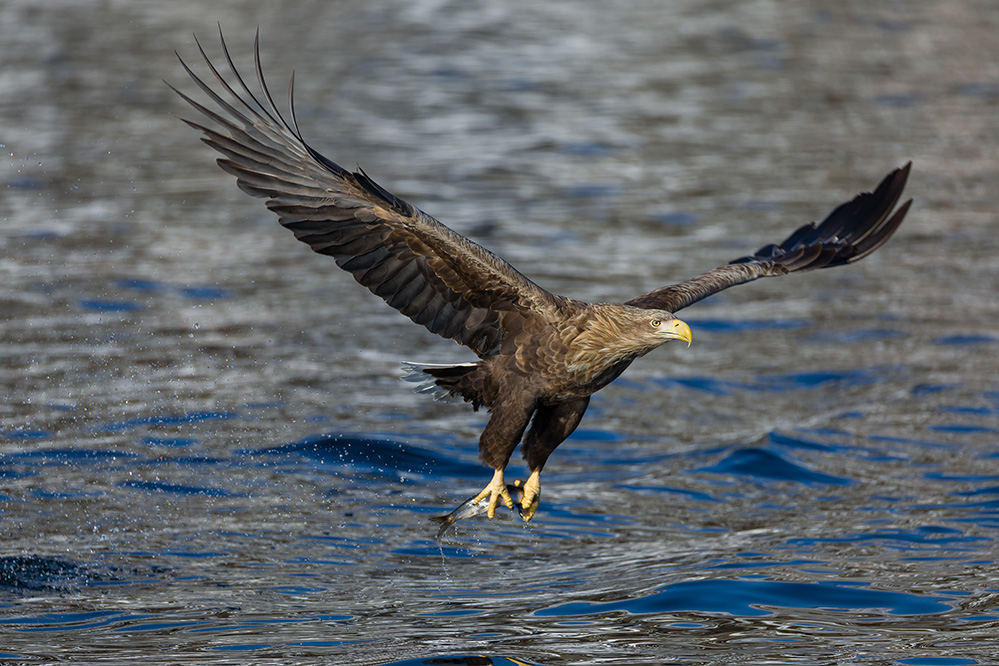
(2, 1, 998, 665)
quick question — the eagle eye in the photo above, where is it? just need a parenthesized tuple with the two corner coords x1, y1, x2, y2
(650, 318, 662, 328)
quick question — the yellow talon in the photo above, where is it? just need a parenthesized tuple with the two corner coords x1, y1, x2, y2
(471, 468, 514, 519)
(515, 470, 542, 522)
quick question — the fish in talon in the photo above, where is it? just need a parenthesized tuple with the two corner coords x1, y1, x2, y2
(431, 482, 537, 538)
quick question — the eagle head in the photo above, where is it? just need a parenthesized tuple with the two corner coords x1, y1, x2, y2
(571, 304, 692, 367)
(631, 309, 693, 353)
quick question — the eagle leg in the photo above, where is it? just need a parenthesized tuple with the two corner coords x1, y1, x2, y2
(516, 397, 591, 522)
(515, 470, 542, 522)
(471, 468, 514, 519)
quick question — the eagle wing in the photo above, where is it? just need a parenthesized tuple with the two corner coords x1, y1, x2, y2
(626, 163, 912, 313)
(170, 30, 571, 358)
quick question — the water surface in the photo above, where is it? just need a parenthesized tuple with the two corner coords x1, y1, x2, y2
(2, 1, 998, 664)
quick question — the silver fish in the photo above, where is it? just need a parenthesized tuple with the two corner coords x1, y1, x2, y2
(431, 483, 536, 538)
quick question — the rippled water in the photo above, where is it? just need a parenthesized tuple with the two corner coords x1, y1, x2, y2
(2, 1, 998, 665)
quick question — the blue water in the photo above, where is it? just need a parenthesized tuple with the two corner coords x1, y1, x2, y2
(3, 1, 998, 665)
(3, 373, 998, 663)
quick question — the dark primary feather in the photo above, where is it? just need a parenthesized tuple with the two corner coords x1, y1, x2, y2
(168, 29, 572, 359)
(625, 163, 912, 313)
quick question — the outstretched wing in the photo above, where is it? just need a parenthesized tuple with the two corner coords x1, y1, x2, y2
(170, 29, 572, 358)
(626, 163, 912, 313)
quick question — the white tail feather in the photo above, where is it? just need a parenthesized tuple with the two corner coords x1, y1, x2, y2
(400, 361, 476, 403)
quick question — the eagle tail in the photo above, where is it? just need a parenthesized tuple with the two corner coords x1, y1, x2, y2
(401, 362, 483, 408)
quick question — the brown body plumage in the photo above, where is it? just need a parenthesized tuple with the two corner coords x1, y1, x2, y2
(171, 30, 912, 521)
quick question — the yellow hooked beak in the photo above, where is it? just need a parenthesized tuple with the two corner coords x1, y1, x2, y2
(668, 318, 693, 347)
